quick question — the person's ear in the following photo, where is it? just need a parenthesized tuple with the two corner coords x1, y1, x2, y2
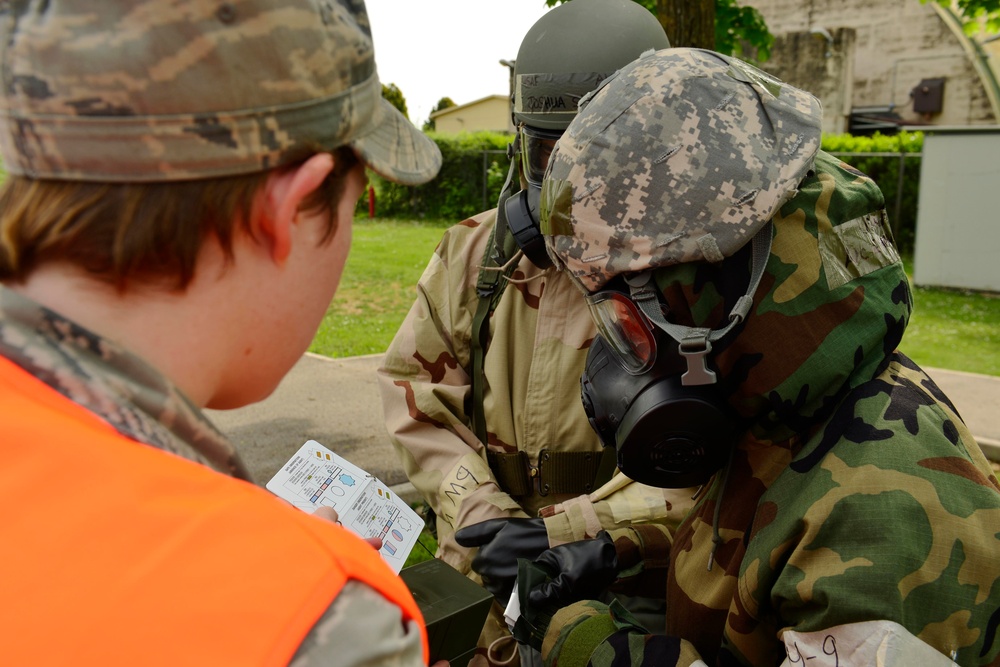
(257, 153, 334, 265)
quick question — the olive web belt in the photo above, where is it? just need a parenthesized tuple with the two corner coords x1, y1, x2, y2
(487, 449, 617, 497)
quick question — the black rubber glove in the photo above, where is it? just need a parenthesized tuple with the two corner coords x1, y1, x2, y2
(454, 517, 550, 603)
(526, 531, 619, 609)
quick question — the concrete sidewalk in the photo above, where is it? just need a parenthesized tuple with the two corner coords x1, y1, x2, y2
(207, 352, 1000, 493)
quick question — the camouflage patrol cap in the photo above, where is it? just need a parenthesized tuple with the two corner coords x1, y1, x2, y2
(0, 0, 441, 185)
(540, 48, 822, 293)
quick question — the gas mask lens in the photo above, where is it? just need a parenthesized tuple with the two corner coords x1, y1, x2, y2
(519, 125, 561, 186)
(586, 291, 656, 374)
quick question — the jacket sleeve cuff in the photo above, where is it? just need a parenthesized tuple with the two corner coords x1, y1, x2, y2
(541, 599, 651, 667)
(541, 600, 616, 667)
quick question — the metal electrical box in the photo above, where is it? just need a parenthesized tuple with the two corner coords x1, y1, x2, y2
(911, 78, 945, 115)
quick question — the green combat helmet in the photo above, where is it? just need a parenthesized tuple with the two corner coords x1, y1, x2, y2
(512, 0, 671, 133)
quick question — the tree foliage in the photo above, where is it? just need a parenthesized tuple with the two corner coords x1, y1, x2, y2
(927, 0, 1000, 33)
(545, 0, 772, 60)
(381, 83, 408, 120)
(715, 0, 772, 60)
(432, 96, 457, 112)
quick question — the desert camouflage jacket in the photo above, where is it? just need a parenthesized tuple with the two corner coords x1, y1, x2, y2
(377, 210, 693, 571)
(0, 287, 423, 666)
(539, 153, 1000, 666)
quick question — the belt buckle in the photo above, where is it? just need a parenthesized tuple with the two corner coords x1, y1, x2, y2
(535, 449, 550, 496)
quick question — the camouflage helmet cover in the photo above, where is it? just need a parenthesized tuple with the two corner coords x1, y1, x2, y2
(0, 0, 441, 185)
(541, 48, 823, 293)
(513, 0, 670, 131)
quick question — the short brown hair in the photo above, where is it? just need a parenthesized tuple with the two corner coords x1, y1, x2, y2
(0, 146, 359, 290)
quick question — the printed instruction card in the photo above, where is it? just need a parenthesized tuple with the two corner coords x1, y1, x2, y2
(267, 440, 424, 573)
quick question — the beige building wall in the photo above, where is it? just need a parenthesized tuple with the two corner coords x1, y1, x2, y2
(740, 0, 999, 129)
(762, 27, 856, 134)
(432, 95, 514, 134)
(987, 39, 1000, 66)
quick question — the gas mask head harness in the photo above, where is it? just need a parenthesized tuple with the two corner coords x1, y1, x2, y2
(502, 124, 562, 268)
(580, 222, 773, 488)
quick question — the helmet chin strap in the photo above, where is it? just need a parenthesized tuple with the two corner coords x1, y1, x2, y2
(492, 137, 523, 264)
(625, 221, 773, 386)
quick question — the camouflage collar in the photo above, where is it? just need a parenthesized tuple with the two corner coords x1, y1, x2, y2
(0, 286, 251, 481)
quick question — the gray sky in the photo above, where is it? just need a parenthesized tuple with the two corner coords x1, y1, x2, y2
(366, 0, 553, 126)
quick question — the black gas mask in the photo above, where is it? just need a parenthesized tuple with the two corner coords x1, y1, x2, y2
(578, 224, 773, 488)
(501, 125, 562, 268)
(580, 287, 737, 488)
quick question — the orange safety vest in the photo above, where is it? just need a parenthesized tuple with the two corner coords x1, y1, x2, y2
(0, 354, 428, 665)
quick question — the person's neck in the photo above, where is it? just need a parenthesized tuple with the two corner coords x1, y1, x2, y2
(6, 262, 230, 408)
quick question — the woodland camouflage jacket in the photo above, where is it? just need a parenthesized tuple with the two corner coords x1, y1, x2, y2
(538, 152, 1000, 666)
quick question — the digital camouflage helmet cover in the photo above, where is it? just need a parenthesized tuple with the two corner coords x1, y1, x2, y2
(541, 48, 823, 292)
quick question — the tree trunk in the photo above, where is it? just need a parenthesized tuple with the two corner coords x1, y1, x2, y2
(656, 0, 716, 49)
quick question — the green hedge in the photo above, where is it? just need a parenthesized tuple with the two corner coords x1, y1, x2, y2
(359, 131, 513, 223)
(362, 130, 924, 253)
(821, 131, 923, 253)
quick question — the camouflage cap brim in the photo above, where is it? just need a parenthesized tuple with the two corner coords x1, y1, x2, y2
(350, 96, 442, 187)
(0, 0, 440, 185)
(540, 48, 823, 293)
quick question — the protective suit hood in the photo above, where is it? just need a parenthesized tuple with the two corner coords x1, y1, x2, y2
(650, 151, 910, 438)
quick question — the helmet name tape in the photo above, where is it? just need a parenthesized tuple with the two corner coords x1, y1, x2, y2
(514, 72, 608, 119)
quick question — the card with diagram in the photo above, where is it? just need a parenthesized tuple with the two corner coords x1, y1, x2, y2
(266, 440, 424, 573)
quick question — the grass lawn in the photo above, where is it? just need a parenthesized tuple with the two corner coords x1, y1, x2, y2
(903, 284, 1000, 376)
(309, 218, 450, 358)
